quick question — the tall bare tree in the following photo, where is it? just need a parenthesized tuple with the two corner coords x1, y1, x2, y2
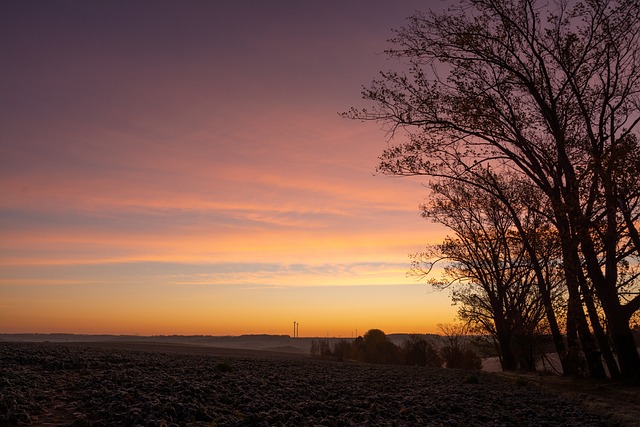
(413, 179, 550, 371)
(347, 0, 640, 379)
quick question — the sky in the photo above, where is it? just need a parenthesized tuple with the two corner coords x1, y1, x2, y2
(0, 0, 455, 337)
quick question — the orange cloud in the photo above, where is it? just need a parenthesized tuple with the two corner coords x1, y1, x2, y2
(1, 0, 454, 336)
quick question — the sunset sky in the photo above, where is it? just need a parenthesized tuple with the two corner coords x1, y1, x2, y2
(1, 1, 455, 337)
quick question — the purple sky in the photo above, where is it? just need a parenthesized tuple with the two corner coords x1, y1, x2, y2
(0, 1, 455, 336)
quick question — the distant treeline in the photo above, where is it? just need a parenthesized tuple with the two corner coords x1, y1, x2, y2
(310, 329, 482, 370)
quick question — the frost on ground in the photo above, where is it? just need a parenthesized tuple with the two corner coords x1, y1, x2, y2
(0, 342, 610, 426)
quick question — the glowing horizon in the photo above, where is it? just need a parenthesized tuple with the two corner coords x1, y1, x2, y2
(0, 0, 456, 337)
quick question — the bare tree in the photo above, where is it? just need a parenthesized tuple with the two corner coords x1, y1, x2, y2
(346, 0, 640, 380)
(437, 323, 483, 369)
(414, 180, 548, 371)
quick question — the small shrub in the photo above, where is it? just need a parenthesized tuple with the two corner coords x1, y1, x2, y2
(400, 335, 444, 368)
(442, 346, 482, 370)
(425, 342, 444, 368)
(309, 339, 332, 358)
(332, 340, 353, 361)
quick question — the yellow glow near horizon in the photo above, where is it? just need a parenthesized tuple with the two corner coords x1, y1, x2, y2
(0, 283, 455, 337)
(1, 0, 458, 337)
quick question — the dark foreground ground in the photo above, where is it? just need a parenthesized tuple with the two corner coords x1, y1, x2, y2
(0, 342, 637, 426)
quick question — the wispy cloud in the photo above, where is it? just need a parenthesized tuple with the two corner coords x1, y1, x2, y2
(0, 0, 452, 335)
(0, 260, 414, 288)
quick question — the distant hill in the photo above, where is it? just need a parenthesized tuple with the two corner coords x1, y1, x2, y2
(0, 333, 305, 352)
(0, 332, 441, 354)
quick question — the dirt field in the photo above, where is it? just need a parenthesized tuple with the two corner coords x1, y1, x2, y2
(1, 341, 638, 426)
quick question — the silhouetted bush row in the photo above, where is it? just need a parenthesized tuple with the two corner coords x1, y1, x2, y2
(310, 329, 481, 370)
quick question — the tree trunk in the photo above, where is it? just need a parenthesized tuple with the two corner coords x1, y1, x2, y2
(556, 208, 607, 379)
(566, 267, 607, 379)
(607, 309, 640, 381)
(573, 211, 640, 379)
(580, 276, 621, 379)
(498, 188, 571, 375)
(586, 273, 640, 379)
(540, 284, 571, 374)
(498, 335, 518, 371)
(564, 302, 581, 377)
(514, 332, 536, 372)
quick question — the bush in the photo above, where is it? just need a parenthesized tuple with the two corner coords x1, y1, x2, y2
(425, 342, 444, 368)
(401, 335, 443, 368)
(309, 339, 332, 358)
(332, 340, 353, 361)
(402, 335, 428, 366)
(438, 323, 483, 370)
(362, 329, 399, 364)
(441, 346, 482, 370)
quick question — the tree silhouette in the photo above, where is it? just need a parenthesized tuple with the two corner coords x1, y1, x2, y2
(362, 329, 399, 364)
(413, 180, 549, 371)
(438, 323, 482, 370)
(401, 334, 443, 367)
(347, 0, 640, 380)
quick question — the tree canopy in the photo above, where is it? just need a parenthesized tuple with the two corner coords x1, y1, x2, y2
(347, 0, 640, 380)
